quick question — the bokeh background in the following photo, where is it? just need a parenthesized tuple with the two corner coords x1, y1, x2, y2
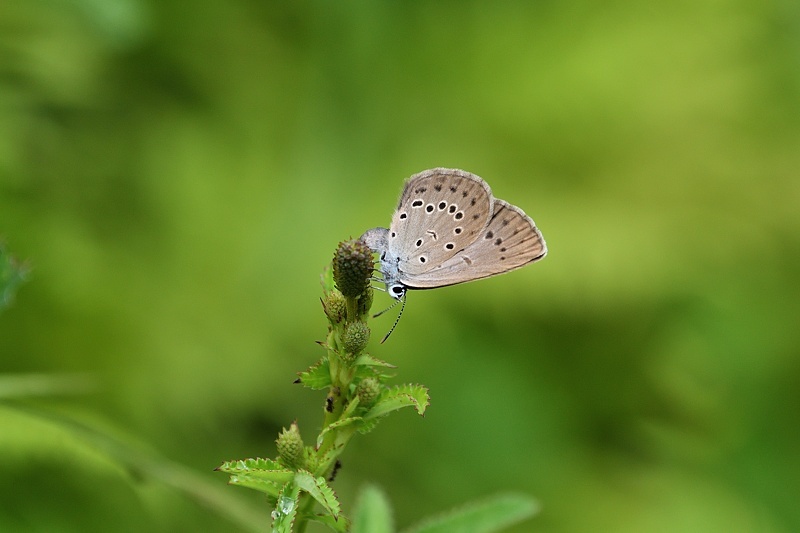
(2, 1, 799, 532)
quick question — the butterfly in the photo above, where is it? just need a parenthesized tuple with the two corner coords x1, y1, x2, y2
(361, 168, 547, 302)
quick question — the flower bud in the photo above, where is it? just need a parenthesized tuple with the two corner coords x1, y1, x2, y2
(276, 421, 305, 469)
(333, 239, 373, 299)
(322, 290, 347, 324)
(343, 321, 370, 355)
(356, 377, 381, 409)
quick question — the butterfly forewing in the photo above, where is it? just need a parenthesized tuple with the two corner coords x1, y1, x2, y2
(402, 199, 546, 288)
(389, 168, 493, 276)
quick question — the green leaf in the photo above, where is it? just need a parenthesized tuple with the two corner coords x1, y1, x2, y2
(294, 470, 341, 519)
(215, 458, 295, 485)
(272, 482, 301, 533)
(356, 417, 380, 435)
(364, 384, 430, 419)
(316, 417, 363, 447)
(216, 457, 284, 474)
(401, 493, 540, 533)
(227, 473, 283, 498)
(354, 354, 397, 369)
(351, 484, 394, 533)
(304, 512, 351, 533)
(297, 359, 332, 390)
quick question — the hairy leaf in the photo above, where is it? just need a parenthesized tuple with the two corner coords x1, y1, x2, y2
(316, 416, 363, 448)
(297, 359, 332, 390)
(272, 483, 301, 533)
(304, 512, 351, 533)
(354, 354, 396, 369)
(401, 493, 539, 533)
(294, 470, 341, 519)
(351, 484, 394, 533)
(364, 384, 429, 419)
(227, 474, 283, 498)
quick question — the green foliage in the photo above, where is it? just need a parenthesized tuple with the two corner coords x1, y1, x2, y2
(216, 241, 443, 531)
(349, 485, 539, 533)
(351, 485, 394, 533)
(364, 384, 430, 419)
(293, 470, 341, 519)
(2, 1, 799, 532)
(297, 359, 333, 390)
(272, 483, 301, 533)
(0, 242, 28, 312)
(401, 493, 540, 533)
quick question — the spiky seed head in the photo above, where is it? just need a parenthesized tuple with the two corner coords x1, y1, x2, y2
(322, 290, 347, 324)
(356, 377, 381, 408)
(276, 421, 305, 469)
(333, 239, 373, 299)
(343, 321, 370, 355)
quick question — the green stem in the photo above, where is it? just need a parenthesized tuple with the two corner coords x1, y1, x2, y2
(294, 494, 315, 533)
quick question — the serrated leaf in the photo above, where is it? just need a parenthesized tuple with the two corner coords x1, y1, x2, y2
(364, 384, 429, 419)
(294, 470, 341, 519)
(227, 473, 283, 497)
(215, 457, 282, 473)
(354, 354, 396, 368)
(316, 416, 363, 447)
(272, 482, 301, 533)
(216, 457, 295, 485)
(351, 484, 394, 533)
(297, 359, 332, 390)
(353, 364, 396, 382)
(356, 417, 380, 435)
(400, 493, 540, 533)
(305, 512, 351, 533)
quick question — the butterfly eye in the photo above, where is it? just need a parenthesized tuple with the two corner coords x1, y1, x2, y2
(448, 205, 457, 214)
(438, 201, 447, 210)
(419, 256, 427, 263)
(425, 204, 434, 213)
(454, 212, 464, 220)
(412, 200, 423, 208)
(415, 239, 423, 247)
(399, 212, 407, 220)
(454, 227, 462, 234)
(445, 243, 454, 250)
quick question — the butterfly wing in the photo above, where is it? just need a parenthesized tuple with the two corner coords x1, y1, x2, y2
(388, 168, 493, 276)
(402, 199, 547, 288)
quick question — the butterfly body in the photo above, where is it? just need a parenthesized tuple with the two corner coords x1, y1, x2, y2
(361, 168, 547, 300)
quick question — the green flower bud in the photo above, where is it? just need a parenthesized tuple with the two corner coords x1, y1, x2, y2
(358, 284, 374, 316)
(276, 421, 305, 469)
(322, 290, 347, 324)
(356, 377, 381, 409)
(343, 321, 370, 355)
(333, 239, 373, 299)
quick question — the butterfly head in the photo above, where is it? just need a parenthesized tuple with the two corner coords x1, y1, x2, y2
(360, 227, 408, 300)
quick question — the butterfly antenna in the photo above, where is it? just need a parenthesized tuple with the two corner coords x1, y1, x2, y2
(372, 297, 400, 318)
(380, 293, 406, 343)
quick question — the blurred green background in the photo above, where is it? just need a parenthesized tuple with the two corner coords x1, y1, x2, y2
(2, 1, 799, 532)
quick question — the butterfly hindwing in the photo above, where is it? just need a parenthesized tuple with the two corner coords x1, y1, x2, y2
(402, 199, 547, 288)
